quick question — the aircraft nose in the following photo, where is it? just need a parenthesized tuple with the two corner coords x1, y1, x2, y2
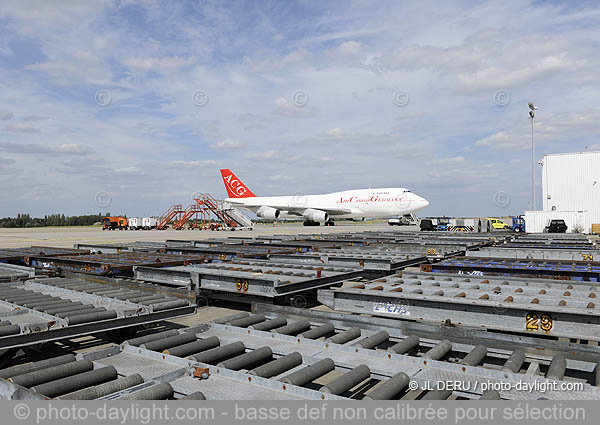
(417, 196, 429, 208)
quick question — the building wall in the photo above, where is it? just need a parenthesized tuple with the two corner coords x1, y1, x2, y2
(541, 151, 600, 232)
(524, 210, 590, 233)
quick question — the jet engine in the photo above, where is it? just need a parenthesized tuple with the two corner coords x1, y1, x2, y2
(303, 209, 329, 223)
(256, 206, 280, 219)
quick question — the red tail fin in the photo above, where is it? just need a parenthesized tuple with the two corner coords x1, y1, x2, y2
(220, 169, 256, 198)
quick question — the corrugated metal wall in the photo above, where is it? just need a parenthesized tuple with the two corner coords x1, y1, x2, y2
(541, 151, 600, 232)
(524, 210, 591, 233)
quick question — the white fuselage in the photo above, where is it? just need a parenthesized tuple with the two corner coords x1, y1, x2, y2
(225, 187, 429, 220)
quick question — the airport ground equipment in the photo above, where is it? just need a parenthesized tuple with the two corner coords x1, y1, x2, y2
(512, 216, 526, 232)
(0, 246, 89, 266)
(6, 307, 600, 400)
(27, 252, 206, 276)
(102, 216, 128, 230)
(318, 269, 600, 342)
(0, 276, 196, 352)
(268, 250, 428, 272)
(0, 264, 35, 282)
(427, 256, 600, 281)
(134, 259, 363, 306)
(467, 246, 600, 262)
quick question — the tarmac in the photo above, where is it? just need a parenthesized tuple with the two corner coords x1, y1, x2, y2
(0, 222, 412, 249)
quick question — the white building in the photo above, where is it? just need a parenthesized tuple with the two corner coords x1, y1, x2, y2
(525, 151, 600, 233)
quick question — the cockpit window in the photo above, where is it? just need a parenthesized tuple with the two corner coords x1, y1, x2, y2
(403, 190, 411, 193)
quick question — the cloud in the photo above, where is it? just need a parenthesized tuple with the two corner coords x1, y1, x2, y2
(210, 138, 243, 149)
(272, 97, 315, 118)
(0, 142, 92, 155)
(168, 160, 218, 167)
(245, 150, 284, 160)
(4, 123, 40, 133)
(0, 111, 13, 120)
(123, 56, 196, 74)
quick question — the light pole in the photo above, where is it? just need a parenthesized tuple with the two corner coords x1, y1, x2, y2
(528, 102, 539, 210)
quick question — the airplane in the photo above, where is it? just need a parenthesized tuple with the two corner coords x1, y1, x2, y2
(220, 169, 430, 226)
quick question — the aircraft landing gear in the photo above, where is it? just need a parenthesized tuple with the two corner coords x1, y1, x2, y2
(325, 220, 335, 226)
(303, 221, 320, 226)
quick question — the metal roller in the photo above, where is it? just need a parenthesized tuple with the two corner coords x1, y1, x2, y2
(67, 311, 117, 325)
(214, 312, 250, 324)
(59, 374, 144, 400)
(148, 299, 190, 311)
(363, 372, 410, 400)
(421, 389, 452, 400)
(163, 336, 220, 357)
(141, 333, 197, 352)
(217, 346, 273, 370)
(43, 304, 94, 315)
(480, 390, 502, 400)
(0, 324, 21, 337)
(249, 317, 287, 331)
(280, 358, 335, 386)
(21, 298, 64, 308)
(119, 382, 174, 400)
(299, 324, 334, 340)
(502, 350, 526, 373)
(387, 335, 420, 354)
(189, 341, 246, 364)
(352, 331, 389, 349)
(56, 308, 107, 318)
(319, 364, 371, 395)
(459, 344, 487, 366)
(249, 352, 303, 378)
(32, 366, 118, 398)
(30, 300, 80, 310)
(9, 360, 94, 388)
(272, 319, 311, 335)
(125, 330, 179, 347)
(546, 354, 567, 381)
(0, 354, 76, 379)
(423, 340, 452, 360)
(228, 314, 266, 328)
(326, 327, 361, 344)
(180, 392, 206, 400)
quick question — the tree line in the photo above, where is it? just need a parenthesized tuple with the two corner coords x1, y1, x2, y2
(0, 213, 124, 228)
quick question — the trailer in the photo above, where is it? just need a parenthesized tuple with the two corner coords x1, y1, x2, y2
(142, 217, 157, 230)
(5, 307, 600, 400)
(127, 217, 142, 230)
(134, 258, 363, 306)
(0, 276, 196, 352)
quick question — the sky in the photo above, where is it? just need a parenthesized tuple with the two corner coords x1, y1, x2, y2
(1, 0, 599, 218)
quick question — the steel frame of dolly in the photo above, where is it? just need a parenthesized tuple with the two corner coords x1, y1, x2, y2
(268, 251, 427, 271)
(317, 269, 600, 342)
(467, 247, 600, 262)
(428, 257, 600, 282)
(134, 259, 364, 305)
(0, 276, 196, 351)
(5, 304, 600, 400)
(0, 247, 90, 265)
(27, 252, 206, 276)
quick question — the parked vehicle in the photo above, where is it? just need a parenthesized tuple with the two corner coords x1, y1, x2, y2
(484, 217, 510, 230)
(142, 217, 157, 230)
(128, 217, 143, 230)
(420, 219, 436, 231)
(545, 219, 568, 233)
(102, 216, 128, 230)
(512, 216, 526, 233)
